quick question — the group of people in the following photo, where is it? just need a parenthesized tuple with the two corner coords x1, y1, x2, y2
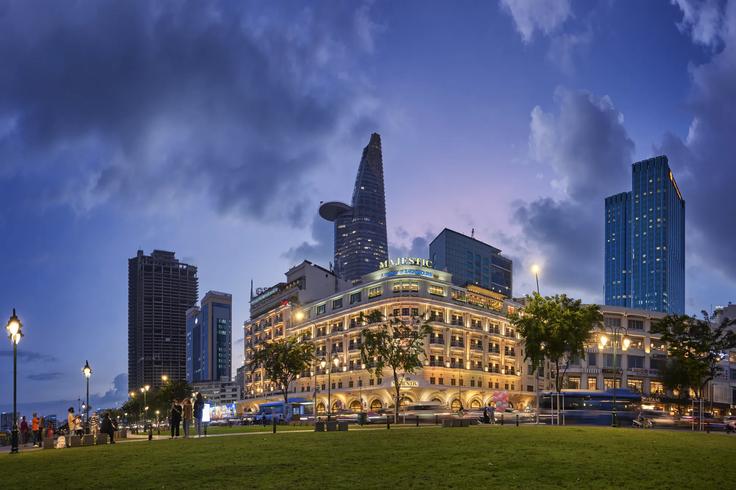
(18, 414, 53, 447)
(167, 393, 206, 438)
(482, 405, 497, 424)
(66, 407, 118, 443)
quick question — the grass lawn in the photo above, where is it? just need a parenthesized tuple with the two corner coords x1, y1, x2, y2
(3, 426, 735, 489)
(202, 424, 312, 435)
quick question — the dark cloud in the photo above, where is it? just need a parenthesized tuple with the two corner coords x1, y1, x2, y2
(515, 88, 634, 298)
(27, 372, 63, 381)
(283, 215, 334, 267)
(0, 350, 57, 363)
(659, 0, 736, 281)
(0, 0, 377, 224)
(513, 198, 601, 294)
(529, 88, 634, 202)
(389, 229, 435, 259)
(90, 373, 128, 408)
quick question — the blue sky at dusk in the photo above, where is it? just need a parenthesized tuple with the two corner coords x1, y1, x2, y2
(1, 0, 735, 412)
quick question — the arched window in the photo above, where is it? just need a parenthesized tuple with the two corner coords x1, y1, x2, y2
(316, 402, 326, 414)
(450, 399, 462, 412)
(470, 399, 481, 409)
(331, 401, 341, 413)
(349, 400, 362, 412)
(370, 399, 383, 411)
(400, 396, 413, 407)
(431, 397, 442, 403)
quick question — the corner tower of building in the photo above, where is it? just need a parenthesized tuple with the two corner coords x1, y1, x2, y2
(320, 133, 388, 282)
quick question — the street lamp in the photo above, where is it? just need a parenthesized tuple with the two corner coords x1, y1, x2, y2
(321, 356, 341, 421)
(531, 264, 541, 295)
(598, 326, 629, 427)
(140, 385, 150, 423)
(6, 308, 23, 454)
(446, 359, 462, 412)
(161, 374, 169, 383)
(82, 360, 92, 434)
(530, 264, 542, 423)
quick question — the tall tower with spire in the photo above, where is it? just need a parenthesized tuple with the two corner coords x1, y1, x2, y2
(319, 133, 388, 282)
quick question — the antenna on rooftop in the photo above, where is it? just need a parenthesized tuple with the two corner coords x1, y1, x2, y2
(471, 228, 475, 238)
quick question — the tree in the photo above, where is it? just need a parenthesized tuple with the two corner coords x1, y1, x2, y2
(511, 293, 603, 393)
(651, 312, 736, 400)
(658, 357, 692, 414)
(248, 337, 315, 420)
(359, 310, 430, 423)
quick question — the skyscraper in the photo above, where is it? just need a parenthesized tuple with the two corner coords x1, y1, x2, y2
(604, 156, 685, 314)
(128, 250, 198, 392)
(429, 228, 513, 297)
(186, 291, 233, 383)
(319, 133, 388, 281)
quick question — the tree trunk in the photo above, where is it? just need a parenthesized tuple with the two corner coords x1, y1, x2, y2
(393, 369, 401, 424)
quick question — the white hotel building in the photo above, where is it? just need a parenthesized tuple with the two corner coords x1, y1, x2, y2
(241, 260, 736, 416)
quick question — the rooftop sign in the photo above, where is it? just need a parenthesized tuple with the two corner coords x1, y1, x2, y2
(379, 258, 433, 269)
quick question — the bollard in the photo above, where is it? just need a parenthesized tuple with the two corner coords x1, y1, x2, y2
(148, 425, 153, 441)
(416, 416, 419, 427)
(272, 418, 277, 434)
(706, 422, 711, 434)
(386, 416, 391, 430)
(516, 414, 519, 427)
(500, 414, 504, 426)
(435, 415, 439, 425)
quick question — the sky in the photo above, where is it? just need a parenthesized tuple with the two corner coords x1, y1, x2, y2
(1, 0, 735, 414)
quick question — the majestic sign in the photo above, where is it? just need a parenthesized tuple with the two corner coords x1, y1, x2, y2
(379, 257, 433, 269)
(390, 378, 420, 389)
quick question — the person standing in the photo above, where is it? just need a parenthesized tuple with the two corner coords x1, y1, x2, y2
(100, 413, 117, 444)
(31, 413, 41, 447)
(169, 400, 182, 438)
(193, 393, 204, 438)
(182, 398, 193, 438)
(19, 416, 29, 446)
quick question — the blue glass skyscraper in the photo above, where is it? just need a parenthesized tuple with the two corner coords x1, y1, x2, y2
(604, 156, 685, 314)
(186, 291, 232, 383)
(320, 133, 388, 282)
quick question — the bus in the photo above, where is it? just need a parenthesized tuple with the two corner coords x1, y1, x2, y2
(540, 389, 642, 425)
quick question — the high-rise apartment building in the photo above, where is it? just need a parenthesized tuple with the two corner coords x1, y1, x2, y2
(186, 291, 233, 383)
(429, 228, 513, 297)
(604, 156, 685, 314)
(319, 133, 388, 282)
(128, 250, 198, 392)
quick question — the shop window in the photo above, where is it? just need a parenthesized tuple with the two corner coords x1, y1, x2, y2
(370, 399, 383, 411)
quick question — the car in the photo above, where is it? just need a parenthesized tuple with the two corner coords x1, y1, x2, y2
(723, 416, 736, 433)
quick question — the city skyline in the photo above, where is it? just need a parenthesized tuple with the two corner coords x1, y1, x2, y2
(2, 0, 736, 411)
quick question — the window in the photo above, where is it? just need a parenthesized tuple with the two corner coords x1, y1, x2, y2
(393, 282, 419, 293)
(587, 377, 597, 390)
(650, 356, 666, 372)
(628, 355, 644, 369)
(650, 381, 664, 394)
(628, 319, 644, 330)
(604, 354, 618, 368)
(428, 285, 445, 296)
(367, 286, 382, 299)
(332, 298, 343, 310)
(566, 377, 580, 389)
(350, 292, 362, 304)
(430, 377, 435, 385)
(627, 379, 643, 393)
(603, 378, 621, 389)
(604, 317, 621, 328)
(587, 352, 597, 366)
(316, 304, 326, 315)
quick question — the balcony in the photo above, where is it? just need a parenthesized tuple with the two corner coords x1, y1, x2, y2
(450, 342, 465, 349)
(429, 338, 445, 345)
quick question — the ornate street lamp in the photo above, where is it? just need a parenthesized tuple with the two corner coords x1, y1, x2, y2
(598, 328, 630, 427)
(6, 309, 23, 453)
(82, 360, 92, 434)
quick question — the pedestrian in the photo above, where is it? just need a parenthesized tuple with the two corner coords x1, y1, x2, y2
(67, 407, 76, 436)
(482, 407, 490, 424)
(32, 413, 41, 447)
(488, 404, 496, 424)
(182, 398, 193, 438)
(100, 412, 117, 444)
(193, 393, 205, 437)
(20, 416, 29, 445)
(169, 400, 182, 438)
(90, 412, 100, 436)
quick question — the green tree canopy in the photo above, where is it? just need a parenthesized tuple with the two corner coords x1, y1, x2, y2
(248, 336, 315, 419)
(359, 310, 430, 421)
(651, 312, 736, 399)
(511, 292, 602, 392)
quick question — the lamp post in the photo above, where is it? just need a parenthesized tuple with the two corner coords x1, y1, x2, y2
(598, 327, 630, 427)
(360, 363, 366, 413)
(530, 264, 541, 424)
(446, 360, 462, 412)
(82, 360, 92, 434)
(161, 374, 168, 384)
(140, 385, 150, 423)
(6, 309, 23, 454)
(321, 356, 341, 421)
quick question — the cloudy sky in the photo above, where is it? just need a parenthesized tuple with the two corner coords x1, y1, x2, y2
(1, 0, 734, 412)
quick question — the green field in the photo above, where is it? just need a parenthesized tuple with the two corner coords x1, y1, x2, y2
(3, 426, 735, 489)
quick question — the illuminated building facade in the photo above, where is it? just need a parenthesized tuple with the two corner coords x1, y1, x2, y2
(242, 260, 533, 414)
(320, 133, 388, 282)
(605, 155, 685, 314)
(186, 291, 233, 383)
